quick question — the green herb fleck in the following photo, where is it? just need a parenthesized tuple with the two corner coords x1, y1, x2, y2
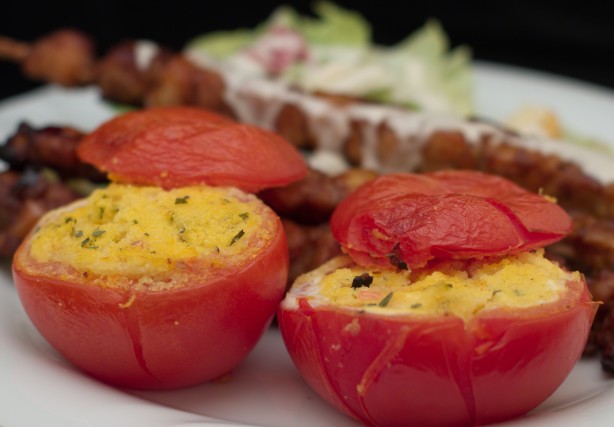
(378, 292, 394, 307)
(144, 232, 150, 237)
(411, 303, 422, 309)
(92, 229, 105, 238)
(175, 196, 190, 204)
(80, 237, 91, 247)
(179, 226, 186, 234)
(239, 212, 249, 220)
(230, 229, 245, 245)
(132, 219, 138, 224)
(74, 230, 83, 238)
(98, 206, 105, 219)
(64, 216, 75, 224)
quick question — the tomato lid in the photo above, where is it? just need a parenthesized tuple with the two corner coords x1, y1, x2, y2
(330, 171, 572, 269)
(77, 107, 307, 193)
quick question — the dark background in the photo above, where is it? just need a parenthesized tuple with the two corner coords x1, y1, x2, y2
(2, 0, 614, 100)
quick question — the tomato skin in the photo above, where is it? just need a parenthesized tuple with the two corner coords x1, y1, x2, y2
(13, 217, 288, 390)
(278, 276, 597, 427)
(331, 171, 572, 269)
(76, 106, 307, 193)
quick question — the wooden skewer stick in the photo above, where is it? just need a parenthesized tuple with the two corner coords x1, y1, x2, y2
(0, 36, 31, 62)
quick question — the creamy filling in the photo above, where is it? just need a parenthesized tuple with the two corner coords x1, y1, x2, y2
(26, 183, 269, 278)
(283, 250, 577, 321)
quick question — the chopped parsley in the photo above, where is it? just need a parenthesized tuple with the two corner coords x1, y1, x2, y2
(230, 229, 245, 245)
(175, 196, 190, 204)
(378, 292, 394, 307)
(92, 229, 105, 238)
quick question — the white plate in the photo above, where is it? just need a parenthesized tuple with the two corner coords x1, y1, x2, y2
(1, 62, 614, 427)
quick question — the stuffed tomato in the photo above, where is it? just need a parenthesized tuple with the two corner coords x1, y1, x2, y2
(13, 106, 306, 389)
(278, 171, 598, 427)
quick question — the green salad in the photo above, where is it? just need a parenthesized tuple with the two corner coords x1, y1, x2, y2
(186, 2, 474, 117)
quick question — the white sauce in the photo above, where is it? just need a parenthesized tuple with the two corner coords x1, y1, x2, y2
(185, 50, 614, 183)
(134, 40, 160, 71)
(308, 150, 350, 175)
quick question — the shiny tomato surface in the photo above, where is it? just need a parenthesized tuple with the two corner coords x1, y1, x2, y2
(331, 171, 571, 269)
(13, 106, 301, 390)
(13, 210, 288, 390)
(77, 106, 307, 193)
(278, 270, 596, 427)
(282, 170, 595, 426)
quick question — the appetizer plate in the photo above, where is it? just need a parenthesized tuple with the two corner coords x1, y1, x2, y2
(1, 62, 614, 427)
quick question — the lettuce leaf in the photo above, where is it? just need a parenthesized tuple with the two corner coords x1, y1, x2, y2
(187, 2, 370, 58)
(185, 3, 474, 116)
(299, 1, 371, 47)
(385, 20, 474, 115)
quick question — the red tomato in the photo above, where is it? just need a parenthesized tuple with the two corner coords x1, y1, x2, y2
(13, 196, 288, 390)
(76, 106, 307, 193)
(278, 257, 598, 427)
(331, 171, 572, 269)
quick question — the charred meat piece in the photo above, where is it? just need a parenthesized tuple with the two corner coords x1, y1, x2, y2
(0, 169, 78, 257)
(145, 56, 234, 116)
(96, 40, 173, 106)
(596, 308, 614, 373)
(549, 211, 614, 276)
(583, 271, 614, 371)
(282, 218, 341, 287)
(420, 133, 612, 219)
(20, 29, 95, 86)
(259, 167, 378, 224)
(1, 123, 106, 182)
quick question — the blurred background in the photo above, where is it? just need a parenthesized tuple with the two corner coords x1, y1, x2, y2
(1, 0, 613, 100)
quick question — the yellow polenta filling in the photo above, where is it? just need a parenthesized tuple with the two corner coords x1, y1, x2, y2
(318, 250, 577, 320)
(28, 183, 267, 278)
